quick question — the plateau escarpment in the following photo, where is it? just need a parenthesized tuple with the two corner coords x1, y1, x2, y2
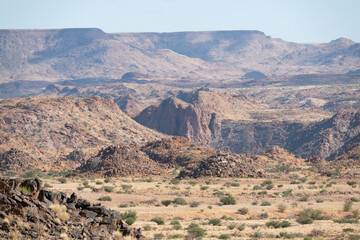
(1, 28, 360, 83)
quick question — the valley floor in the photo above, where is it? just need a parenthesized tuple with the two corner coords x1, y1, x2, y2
(43, 175, 360, 240)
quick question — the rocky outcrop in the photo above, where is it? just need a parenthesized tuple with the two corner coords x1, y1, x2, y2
(135, 96, 218, 144)
(0, 148, 42, 171)
(286, 109, 360, 159)
(0, 178, 145, 239)
(135, 90, 261, 144)
(141, 136, 216, 168)
(179, 151, 265, 178)
(74, 144, 166, 177)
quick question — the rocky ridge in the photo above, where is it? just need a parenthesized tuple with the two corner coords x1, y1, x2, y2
(1, 28, 360, 83)
(73, 137, 267, 179)
(0, 178, 145, 239)
(0, 96, 164, 171)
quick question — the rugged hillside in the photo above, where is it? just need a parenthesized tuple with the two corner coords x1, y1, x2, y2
(135, 89, 266, 144)
(1, 28, 360, 83)
(135, 89, 331, 154)
(75, 144, 166, 178)
(286, 109, 360, 159)
(0, 96, 163, 171)
(72, 136, 266, 178)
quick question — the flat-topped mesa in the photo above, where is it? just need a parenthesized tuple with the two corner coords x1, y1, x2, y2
(0, 178, 145, 239)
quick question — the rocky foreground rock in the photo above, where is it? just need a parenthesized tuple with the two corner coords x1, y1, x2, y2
(0, 178, 145, 239)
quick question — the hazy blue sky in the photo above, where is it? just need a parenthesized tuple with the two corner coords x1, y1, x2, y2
(0, 0, 359, 43)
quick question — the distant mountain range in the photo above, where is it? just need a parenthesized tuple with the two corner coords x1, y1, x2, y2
(1, 28, 360, 83)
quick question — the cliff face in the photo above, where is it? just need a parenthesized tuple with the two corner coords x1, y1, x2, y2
(134, 96, 221, 143)
(286, 110, 360, 159)
(135, 90, 360, 159)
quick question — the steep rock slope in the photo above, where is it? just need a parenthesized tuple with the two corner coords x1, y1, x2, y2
(135, 90, 331, 155)
(135, 90, 265, 144)
(0, 96, 163, 170)
(286, 110, 360, 159)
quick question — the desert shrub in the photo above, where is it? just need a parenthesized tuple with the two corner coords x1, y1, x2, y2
(350, 197, 359, 202)
(219, 234, 230, 239)
(161, 200, 172, 207)
(265, 184, 274, 190)
(151, 217, 165, 225)
(238, 224, 245, 231)
(125, 217, 135, 225)
(253, 185, 262, 190)
(277, 204, 287, 213)
(201, 186, 209, 190)
(282, 189, 293, 197)
(173, 224, 182, 230)
(297, 209, 323, 225)
(309, 229, 325, 237)
(343, 228, 354, 232)
(299, 177, 308, 183)
(120, 210, 137, 220)
(153, 233, 164, 239)
(189, 202, 200, 208)
(58, 178, 67, 184)
(187, 223, 206, 238)
(95, 180, 102, 185)
(173, 197, 187, 205)
(261, 180, 273, 186)
(168, 234, 183, 239)
(353, 210, 359, 218)
(333, 219, 359, 224)
(278, 232, 303, 239)
(228, 224, 236, 230)
(344, 199, 353, 212)
(316, 199, 324, 203)
(347, 181, 357, 186)
(189, 180, 198, 186)
(208, 218, 221, 226)
(98, 196, 112, 201)
(3, 171, 17, 177)
(299, 194, 309, 202)
(231, 182, 240, 187)
(220, 193, 236, 205)
(20, 169, 42, 178)
(261, 201, 271, 206)
(104, 178, 111, 183)
(143, 224, 151, 231)
(103, 186, 115, 192)
(121, 184, 132, 190)
(18, 185, 32, 194)
(297, 216, 313, 224)
(266, 220, 291, 228)
(170, 178, 180, 185)
(259, 212, 269, 219)
(237, 207, 249, 215)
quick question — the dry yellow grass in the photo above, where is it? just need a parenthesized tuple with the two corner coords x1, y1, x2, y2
(45, 175, 360, 240)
